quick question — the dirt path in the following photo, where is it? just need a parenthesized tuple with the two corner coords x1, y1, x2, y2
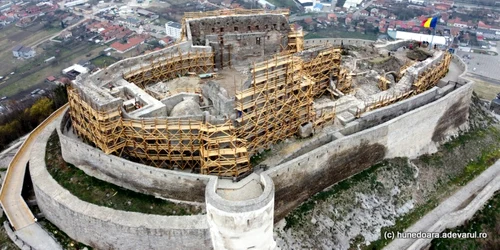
(27, 18, 87, 49)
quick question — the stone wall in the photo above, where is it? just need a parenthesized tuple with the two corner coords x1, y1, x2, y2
(32, 115, 213, 250)
(408, 172, 500, 250)
(206, 174, 276, 250)
(266, 82, 473, 221)
(304, 38, 375, 47)
(201, 81, 235, 116)
(342, 87, 440, 135)
(188, 15, 289, 68)
(84, 41, 211, 84)
(451, 54, 469, 85)
(58, 111, 214, 203)
(161, 93, 202, 115)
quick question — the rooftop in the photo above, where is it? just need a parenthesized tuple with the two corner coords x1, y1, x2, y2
(110, 36, 145, 53)
(166, 21, 182, 29)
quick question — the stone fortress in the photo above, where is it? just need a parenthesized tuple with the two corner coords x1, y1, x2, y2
(26, 9, 473, 250)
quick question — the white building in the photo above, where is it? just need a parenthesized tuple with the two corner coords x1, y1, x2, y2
(165, 21, 181, 39)
(62, 64, 89, 75)
(409, 0, 425, 5)
(64, 0, 89, 8)
(388, 29, 448, 46)
(12, 45, 36, 59)
(343, 0, 363, 9)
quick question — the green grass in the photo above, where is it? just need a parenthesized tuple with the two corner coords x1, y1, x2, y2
(45, 131, 201, 216)
(90, 55, 119, 68)
(365, 126, 500, 249)
(430, 192, 500, 250)
(0, 42, 105, 97)
(443, 127, 489, 151)
(250, 149, 272, 166)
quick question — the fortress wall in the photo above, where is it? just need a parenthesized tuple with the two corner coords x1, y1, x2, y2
(304, 38, 375, 47)
(58, 112, 214, 203)
(266, 82, 473, 221)
(205, 174, 276, 250)
(201, 81, 235, 116)
(451, 54, 469, 84)
(31, 115, 213, 250)
(188, 15, 289, 69)
(351, 87, 440, 134)
(85, 41, 211, 83)
(304, 38, 413, 52)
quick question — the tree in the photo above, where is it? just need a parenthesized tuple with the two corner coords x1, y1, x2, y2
(49, 85, 68, 108)
(29, 97, 54, 124)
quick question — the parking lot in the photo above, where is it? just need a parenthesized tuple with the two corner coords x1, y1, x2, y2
(457, 49, 500, 81)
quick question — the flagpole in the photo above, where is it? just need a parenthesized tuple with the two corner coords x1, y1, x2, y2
(429, 27, 435, 50)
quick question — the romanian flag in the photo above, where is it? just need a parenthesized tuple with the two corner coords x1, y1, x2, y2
(421, 17, 438, 29)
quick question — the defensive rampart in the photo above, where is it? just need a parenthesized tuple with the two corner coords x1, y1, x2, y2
(58, 111, 213, 203)
(32, 115, 213, 250)
(266, 81, 473, 220)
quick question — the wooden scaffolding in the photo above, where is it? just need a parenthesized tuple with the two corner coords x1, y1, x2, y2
(200, 121, 251, 177)
(287, 29, 304, 53)
(412, 52, 451, 93)
(123, 50, 214, 89)
(68, 87, 251, 177)
(234, 55, 315, 153)
(68, 88, 124, 154)
(68, 8, 353, 176)
(361, 52, 452, 114)
(302, 47, 343, 97)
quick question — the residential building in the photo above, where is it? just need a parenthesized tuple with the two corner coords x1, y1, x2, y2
(159, 37, 171, 46)
(12, 45, 22, 58)
(20, 46, 35, 59)
(110, 36, 145, 53)
(165, 21, 181, 39)
(12, 45, 35, 59)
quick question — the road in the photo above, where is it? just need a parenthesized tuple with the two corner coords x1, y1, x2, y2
(353, 0, 376, 18)
(0, 104, 67, 231)
(28, 17, 88, 49)
(440, 58, 463, 83)
(384, 159, 500, 250)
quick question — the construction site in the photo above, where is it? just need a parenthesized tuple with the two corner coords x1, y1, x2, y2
(66, 9, 451, 179)
(0, 8, 479, 250)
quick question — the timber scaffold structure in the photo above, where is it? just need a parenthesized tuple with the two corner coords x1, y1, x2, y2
(361, 52, 452, 114)
(69, 88, 251, 178)
(68, 10, 349, 178)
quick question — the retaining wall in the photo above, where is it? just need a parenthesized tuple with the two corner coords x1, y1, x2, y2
(58, 112, 214, 203)
(266, 82, 473, 221)
(32, 115, 213, 250)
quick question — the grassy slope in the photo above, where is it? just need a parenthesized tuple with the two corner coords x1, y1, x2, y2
(45, 131, 201, 216)
(430, 192, 500, 250)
